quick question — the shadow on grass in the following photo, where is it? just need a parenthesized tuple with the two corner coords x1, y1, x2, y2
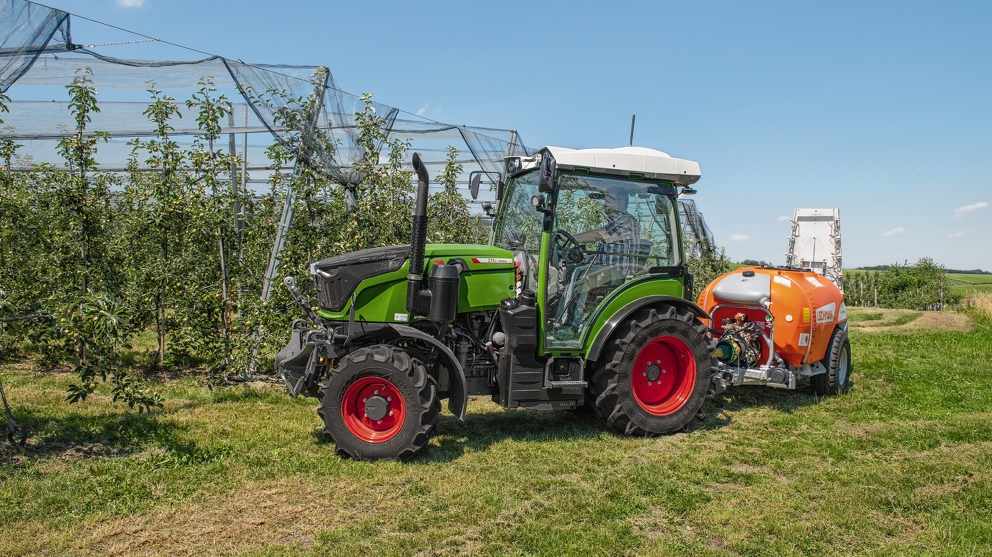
(422, 407, 606, 463)
(309, 381, 836, 464)
(308, 403, 607, 464)
(3, 393, 255, 468)
(699, 380, 829, 430)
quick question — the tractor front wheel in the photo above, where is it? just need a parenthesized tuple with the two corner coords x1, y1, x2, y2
(589, 306, 715, 436)
(319, 345, 438, 461)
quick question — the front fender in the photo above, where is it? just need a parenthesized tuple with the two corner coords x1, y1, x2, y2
(586, 296, 711, 362)
(347, 324, 468, 420)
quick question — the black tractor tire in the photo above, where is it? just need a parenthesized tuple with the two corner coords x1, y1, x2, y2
(588, 306, 716, 436)
(810, 326, 852, 395)
(318, 345, 438, 461)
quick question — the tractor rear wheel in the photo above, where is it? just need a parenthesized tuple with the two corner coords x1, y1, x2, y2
(319, 345, 438, 461)
(589, 306, 715, 436)
(810, 326, 852, 395)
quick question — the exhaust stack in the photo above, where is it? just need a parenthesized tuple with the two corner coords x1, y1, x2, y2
(407, 153, 432, 315)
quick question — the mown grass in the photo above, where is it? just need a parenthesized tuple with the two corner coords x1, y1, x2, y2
(2, 311, 992, 556)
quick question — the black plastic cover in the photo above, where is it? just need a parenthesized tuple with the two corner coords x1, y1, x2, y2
(427, 264, 460, 322)
(312, 245, 409, 311)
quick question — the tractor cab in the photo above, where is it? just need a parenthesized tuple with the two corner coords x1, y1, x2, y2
(493, 146, 701, 352)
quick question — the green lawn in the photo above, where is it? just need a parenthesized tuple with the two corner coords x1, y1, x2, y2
(2, 310, 991, 556)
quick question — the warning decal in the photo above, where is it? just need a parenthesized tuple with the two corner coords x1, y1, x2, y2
(802, 308, 811, 323)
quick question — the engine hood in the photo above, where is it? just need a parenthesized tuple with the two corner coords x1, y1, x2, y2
(423, 244, 515, 273)
(312, 243, 515, 318)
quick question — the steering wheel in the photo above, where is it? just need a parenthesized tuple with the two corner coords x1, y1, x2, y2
(553, 230, 584, 264)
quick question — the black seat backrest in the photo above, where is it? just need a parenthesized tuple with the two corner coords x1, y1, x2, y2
(634, 240, 653, 274)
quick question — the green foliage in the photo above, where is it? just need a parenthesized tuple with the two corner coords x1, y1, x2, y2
(62, 293, 163, 412)
(427, 146, 488, 244)
(684, 244, 732, 299)
(0, 91, 21, 184)
(0, 75, 492, 393)
(843, 258, 960, 310)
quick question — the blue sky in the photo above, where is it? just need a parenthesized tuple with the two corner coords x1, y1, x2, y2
(33, 0, 992, 270)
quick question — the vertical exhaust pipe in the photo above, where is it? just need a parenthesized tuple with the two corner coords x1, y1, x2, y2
(407, 153, 432, 315)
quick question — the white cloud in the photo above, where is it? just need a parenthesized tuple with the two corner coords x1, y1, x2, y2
(954, 201, 988, 219)
(730, 234, 749, 241)
(949, 232, 963, 238)
(416, 102, 429, 116)
(777, 215, 790, 221)
(116, 0, 145, 6)
(882, 227, 905, 237)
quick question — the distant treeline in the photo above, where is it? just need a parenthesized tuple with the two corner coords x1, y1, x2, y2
(855, 265, 989, 275)
(844, 258, 959, 311)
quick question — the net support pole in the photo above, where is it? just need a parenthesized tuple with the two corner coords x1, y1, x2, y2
(241, 104, 248, 236)
(228, 109, 241, 246)
(259, 67, 330, 303)
(507, 131, 518, 157)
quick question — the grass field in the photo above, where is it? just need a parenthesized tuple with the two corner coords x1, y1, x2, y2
(946, 273, 992, 297)
(2, 308, 991, 556)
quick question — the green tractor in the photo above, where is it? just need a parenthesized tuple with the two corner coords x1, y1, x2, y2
(276, 146, 715, 460)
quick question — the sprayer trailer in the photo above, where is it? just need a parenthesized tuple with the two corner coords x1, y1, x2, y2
(276, 147, 852, 461)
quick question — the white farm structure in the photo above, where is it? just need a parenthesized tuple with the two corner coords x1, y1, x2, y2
(784, 208, 843, 292)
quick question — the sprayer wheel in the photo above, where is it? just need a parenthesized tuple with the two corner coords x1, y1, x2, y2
(319, 345, 438, 461)
(589, 306, 716, 436)
(811, 326, 852, 396)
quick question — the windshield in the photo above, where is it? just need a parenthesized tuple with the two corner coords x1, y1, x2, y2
(554, 173, 680, 269)
(493, 169, 543, 254)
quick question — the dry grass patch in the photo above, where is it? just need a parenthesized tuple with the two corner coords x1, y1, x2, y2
(848, 307, 973, 334)
(81, 479, 338, 556)
(971, 292, 992, 316)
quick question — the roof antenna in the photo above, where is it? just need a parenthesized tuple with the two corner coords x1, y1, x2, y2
(628, 114, 636, 146)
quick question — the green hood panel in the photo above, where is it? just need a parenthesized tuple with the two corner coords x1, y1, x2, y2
(314, 244, 515, 323)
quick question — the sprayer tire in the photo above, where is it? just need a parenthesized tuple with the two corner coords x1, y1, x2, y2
(319, 345, 438, 461)
(589, 306, 715, 436)
(811, 326, 852, 395)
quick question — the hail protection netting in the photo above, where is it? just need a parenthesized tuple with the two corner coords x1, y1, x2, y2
(0, 0, 69, 91)
(679, 199, 715, 254)
(0, 0, 528, 206)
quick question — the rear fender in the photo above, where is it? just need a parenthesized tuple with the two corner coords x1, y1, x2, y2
(586, 296, 711, 362)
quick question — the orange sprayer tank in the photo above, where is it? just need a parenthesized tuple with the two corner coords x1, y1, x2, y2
(696, 267, 847, 367)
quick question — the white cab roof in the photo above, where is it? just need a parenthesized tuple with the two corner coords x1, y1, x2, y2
(543, 146, 701, 185)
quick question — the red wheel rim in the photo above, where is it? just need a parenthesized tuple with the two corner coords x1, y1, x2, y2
(631, 335, 697, 416)
(341, 376, 406, 443)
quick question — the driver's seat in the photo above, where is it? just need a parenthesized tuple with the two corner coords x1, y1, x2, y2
(632, 240, 654, 275)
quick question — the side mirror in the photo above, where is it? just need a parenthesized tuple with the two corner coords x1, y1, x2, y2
(531, 194, 551, 215)
(538, 155, 555, 193)
(496, 179, 505, 201)
(468, 172, 482, 200)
